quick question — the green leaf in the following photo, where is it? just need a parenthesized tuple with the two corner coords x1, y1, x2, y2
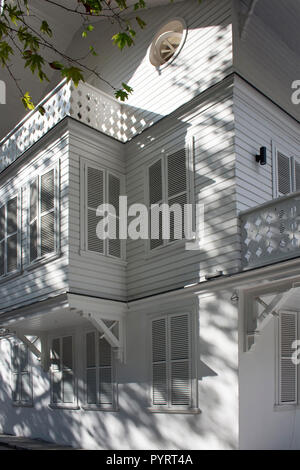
(61, 66, 84, 87)
(89, 45, 98, 56)
(0, 41, 13, 66)
(21, 92, 35, 111)
(112, 32, 134, 50)
(40, 20, 52, 37)
(121, 82, 133, 94)
(136, 16, 146, 29)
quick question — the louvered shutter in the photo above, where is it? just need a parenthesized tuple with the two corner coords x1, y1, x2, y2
(41, 169, 55, 256)
(149, 160, 163, 250)
(170, 314, 191, 406)
(6, 197, 18, 273)
(29, 178, 38, 262)
(11, 343, 20, 402)
(279, 312, 297, 405)
(99, 337, 113, 404)
(0, 205, 5, 275)
(108, 173, 121, 258)
(19, 344, 31, 403)
(294, 159, 300, 192)
(62, 336, 74, 403)
(277, 153, 292, 196)
(51, 338, 62, 403)
(87, 166, 104, 254)
(152, 318, 168, 405)
(86, 332, 97, 404)
(167, 150, 187, 241)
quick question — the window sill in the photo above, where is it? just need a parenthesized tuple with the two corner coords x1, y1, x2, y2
(81, 405, 119, 412)
(12, 402, 33, 408)
(79, 250, 127, 267)
(0, 269, 22, 285)
(48, 404, 80, 411)
(145, 239, 188, 260)
(147, 407, 202, 414)
(25, 251, 62, 272)
(273, 404, 300, 412)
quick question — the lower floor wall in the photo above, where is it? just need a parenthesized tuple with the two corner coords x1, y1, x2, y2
(0, 291, 239, 450)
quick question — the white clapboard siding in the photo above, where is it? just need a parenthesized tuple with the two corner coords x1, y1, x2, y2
(279, 312, 297, 405)
(0, 129, 69, 314)
(233, 1, 300, 123)
(234, 76, 300, 212)
(68, 121, 127, 301)
(126, 78, 238, 299)
(67, 0, 233, 131)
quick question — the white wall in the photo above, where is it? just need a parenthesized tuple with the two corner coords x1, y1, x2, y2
(68, 120, 127, 301)
(0, 289, 239, 450)
(125, 77, 239, 300)
(234, 75, 300, 212)
(0, 124, 69, 313)
(67, 0, 233, 134)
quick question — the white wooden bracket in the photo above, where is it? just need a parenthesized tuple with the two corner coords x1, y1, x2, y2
(246, 287, 297, 352)
(81, 312, 126, 363)
(12, 331, 41, 360)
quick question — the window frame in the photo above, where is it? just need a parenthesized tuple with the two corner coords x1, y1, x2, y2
(0, 191, 21, 279)
(27, 162, 60, 267)
(11, 339, 33, 407)
(49, 333, 78, 409)
(148, 311, 199, 413)
(145, 143, 193, 254)
(80, 158, 126, 261)
(83, 328, 118, 411)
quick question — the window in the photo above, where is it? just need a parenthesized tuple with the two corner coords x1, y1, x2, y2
(83, 162, 123, 259)
(278, 311, 298, 405)
(28, 166, 59, 264)
(151, 313, 194, 410)
(50, 335, 75, 406)
(11, 342, 32, 406)
(149, 19, 187, 67)
(148, 148, 189, 251)
(0, 195, 20, 277)
(275, 151, 300, 197)
(85, 331, 116, 409)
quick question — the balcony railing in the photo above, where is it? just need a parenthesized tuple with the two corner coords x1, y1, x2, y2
(0, 80, 146, 173)
(240, 191, 300, 269)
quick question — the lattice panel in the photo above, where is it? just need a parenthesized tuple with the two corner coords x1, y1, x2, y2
(241, 197, 300, 269)
(0, 81, 148, 173)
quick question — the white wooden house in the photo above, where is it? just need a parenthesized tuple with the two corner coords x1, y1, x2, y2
(0, 0, 299, 450)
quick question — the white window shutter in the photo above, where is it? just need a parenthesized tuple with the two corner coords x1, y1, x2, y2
(294, 159, 300, 192)
(87, 166, 104, 254)
(108, 173, 121, 258)
(170, 314, 191, 406)
(167, 150, 187, 241)
(152, 318, 168, 405)
(149, 160, 163, 250)
(99, 337, 113, 405)
(277, 152, 292, 196)
(86, 332, 97, 404)
(41, 169, 55, 256)
(279, 311, 297, 405)
(29, 178, 38, 262)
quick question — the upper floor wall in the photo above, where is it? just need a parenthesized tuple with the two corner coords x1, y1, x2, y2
(232, 0, 300, 123)
(67, 0, 233, 132)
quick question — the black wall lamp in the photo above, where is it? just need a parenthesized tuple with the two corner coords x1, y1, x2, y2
(255, 146, 267, 166)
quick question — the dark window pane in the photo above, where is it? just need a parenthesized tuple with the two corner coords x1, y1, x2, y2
(7, 234, 18, 273)
(62, 336, 73, 370)
(0, 205, 5, 240)
(30, 179, 38, 221)
(30, 220, 38, 262)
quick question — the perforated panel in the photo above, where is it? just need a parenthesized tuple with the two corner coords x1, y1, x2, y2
(280, 312, 297, 404)
(167, 149, 187, 198)
(277, 153, 292, 195)
(41, 169, 55, 213)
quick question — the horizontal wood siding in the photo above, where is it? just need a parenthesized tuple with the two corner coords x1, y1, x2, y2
(234, 76, 300, 212)
(233, 0, 300, 123)
(68, 123, 127, 301)
(68, 0, 233, 132)
(126, 79, 239, 299)
(0, 131, 69, 313)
